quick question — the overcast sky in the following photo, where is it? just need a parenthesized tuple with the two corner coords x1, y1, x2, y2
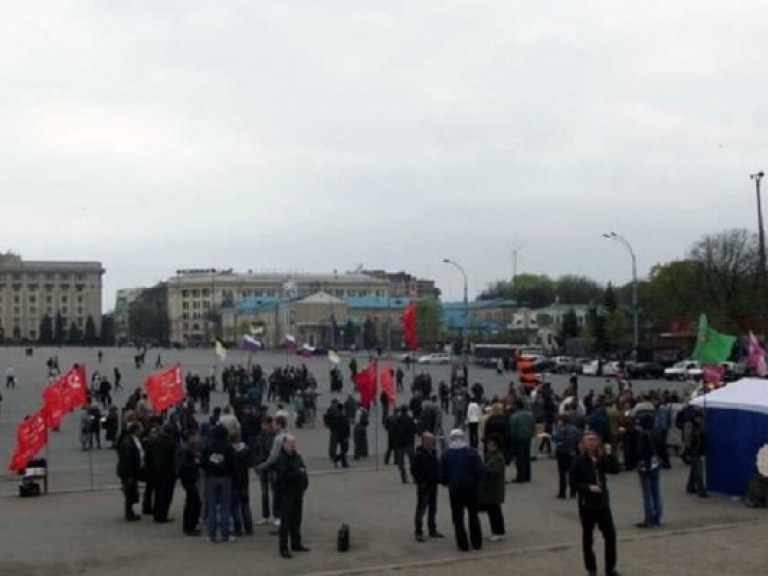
(2, 1, 767, 307)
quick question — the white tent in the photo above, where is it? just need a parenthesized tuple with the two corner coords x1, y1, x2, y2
(691, 378, 768, 414)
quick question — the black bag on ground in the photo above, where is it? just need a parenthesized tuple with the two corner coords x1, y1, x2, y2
(337, 523, 350, 552)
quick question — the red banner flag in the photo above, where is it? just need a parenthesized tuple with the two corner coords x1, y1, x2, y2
(8, 409, 48, 472)
(57, 364, 88, 412)
(403, 300, 418, 350)
(41, 380, 66, 429)
(144, 364, 184, 412)
(379, 365, 396, 405)
(353, 363, 377, 409)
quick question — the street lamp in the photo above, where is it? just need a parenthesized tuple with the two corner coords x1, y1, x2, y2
(602, 232, 639, 353)
(750, 171, 767, 338)
(442, 258, 469, 367)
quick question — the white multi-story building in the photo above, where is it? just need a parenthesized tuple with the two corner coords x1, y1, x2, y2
(166, 269, 389, 344)
(0, 252, 104, 341)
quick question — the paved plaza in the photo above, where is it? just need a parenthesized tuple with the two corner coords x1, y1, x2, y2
(1, 347, 767, 575)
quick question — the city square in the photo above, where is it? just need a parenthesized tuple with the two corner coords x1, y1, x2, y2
(1, 347, 767, 575)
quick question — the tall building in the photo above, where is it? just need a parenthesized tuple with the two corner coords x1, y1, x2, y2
(166, 269, 389, 344)
(0, 252, 104, 342)
(361, 270, 440, 299)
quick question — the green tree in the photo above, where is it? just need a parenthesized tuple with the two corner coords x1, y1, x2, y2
(100, 314, 115, 345)
(604, 311, 630, 352)
(39, 314, 53, 344)
(415, 298, 443, 346)
(559, 307, 581, 342)
(362, 317, 378, 350)
(67, 321, 82, 345)
(555, 275, 603, 305)
(54, 312, 65, 345)
(84, 315, 97, 345)
(602, 283, 618, 313)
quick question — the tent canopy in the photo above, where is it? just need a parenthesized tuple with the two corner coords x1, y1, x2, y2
(690, 378, 768, 414)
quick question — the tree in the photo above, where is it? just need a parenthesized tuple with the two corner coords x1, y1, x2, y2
(100, 314, 115, 346)
(555, 275, 603, 305)
(602, 283, 618, 313)
(559, 307, 581, 342)
(54, 312, 65, 345)
(415, 298, 443, 347)
(84, 315, 97, 345)
(478, 274, 556, 308)
(39, 314, 53, 344)
(362, 317, 378, 350)
(67, 321, 82, 345)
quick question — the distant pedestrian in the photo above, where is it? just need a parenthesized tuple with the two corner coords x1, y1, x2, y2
(683, 410, 708, 497)
(175, 430, 202, 536)
(479, 435, 506, 541)
(5, 366, 16, 389)
(200, 424, 235, 542)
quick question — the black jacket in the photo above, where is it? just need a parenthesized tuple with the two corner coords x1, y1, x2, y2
(117, 435, 143, 481)
(200, 437, 235, 478)
(275, 451, 309, 501)
(569, 454, 611, 511)
(390, 414, 416, 449)
(411, 446, 439, 486)
(145, 432, 178, 478)
(174, 444, 200, 488)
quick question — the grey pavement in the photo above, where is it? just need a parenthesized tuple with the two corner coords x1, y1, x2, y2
(0, 455, 766, 576)
(0, 346, 692, 495)
(3, 346, 761, 576)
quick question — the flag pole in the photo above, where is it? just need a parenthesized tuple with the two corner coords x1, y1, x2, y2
(374, 359, 379, 471)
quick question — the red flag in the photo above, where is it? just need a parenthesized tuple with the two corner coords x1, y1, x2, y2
(403, 300, 418, 350)
(8, 409, 48, 472)
(353, 363, 377, 409)
(57, 365, 88, 412)
(379, 365, 396, 405)
(144, 363, 184, 412)
(42, 380, 66, 429)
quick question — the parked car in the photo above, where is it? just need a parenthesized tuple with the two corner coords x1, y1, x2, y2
(664, 360, 703, 381)
(626, 361, 665, 380)
(417, 352, 452, 365)
(582, 360, 621, 377)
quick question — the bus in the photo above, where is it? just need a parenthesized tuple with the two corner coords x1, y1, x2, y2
(472, 343, 517, 369)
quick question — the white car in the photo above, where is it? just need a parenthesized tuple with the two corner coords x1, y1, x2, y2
(664, 361, 703, 381)
(417, 353, 452, 365)
(582, 360, 621, 377)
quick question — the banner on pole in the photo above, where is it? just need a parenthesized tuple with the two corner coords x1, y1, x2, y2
(144, 363, 184, 412)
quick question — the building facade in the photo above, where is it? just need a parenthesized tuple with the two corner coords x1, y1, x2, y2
(0, 252, 104, 342)
(167, 269, 390, 345)
(361, 269, 440, 299)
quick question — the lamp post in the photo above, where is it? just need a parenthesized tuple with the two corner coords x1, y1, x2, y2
(751, 171, 767, 338)
(442, 258, 469, 367)
(603, 232, 639, 353)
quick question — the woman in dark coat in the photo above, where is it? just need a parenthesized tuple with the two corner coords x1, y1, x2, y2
(478, 435, 506, 540)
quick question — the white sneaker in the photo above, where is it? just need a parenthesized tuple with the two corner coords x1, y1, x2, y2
(273, 519, 281, 527)
(490, 535, 503, 542)
(256, 518, 271, 526)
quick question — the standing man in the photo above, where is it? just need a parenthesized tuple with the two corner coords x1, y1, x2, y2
(275, 435, 310, 558)
(353, 405, 369, 460)
(635, 414, 663, 528)
(509, 399, 535, 483)
(5, 365, 16, 389)
(684, 410, 708, 497)
(411, 432, 444, 542)
(569, 431, 620, 576)
(256, 415, 289, 534)
(175, 430, 202, 536)
(440, 429, 485, 552)
(392, 406, 416, 484)
(255, 416, 277, 525)
(116, 422, 144, 521)
(553, 414, 582, 499)
(148, 424, 178, 523)
(113, 366, 123, 391)
(200, 424, 235, 542)
(466, 400, 481, 449)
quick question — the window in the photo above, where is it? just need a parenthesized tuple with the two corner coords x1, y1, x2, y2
(59, 273, 70, 280)
(78, 318, 84, 327)
(12, 273, 21, 280)
(76, 284, 85, 292)
(13, 295, 20, 304)
(28, 284, 38, 291)
(60, 284, 70, 291)
(77, 307, 83, 315)
(76, 274, 85, 281)
(182, 302, 189, 310)
(182, 290, 189, 298)
(13, 306, 21, 316)
(202, 301, 210, 309)
(12, 284, 21, 292)
(29, 295, 36, 304)
(77, 295, 83, 303)
(182, 322, 189, 330)
(46, 296, 52, 304)
(201, 289, 210, 297)
(61, 306, 68, 315)
(61, 296, 68, 303)
(45, 284, 54, 292)
(193, 301, 200, 309)
(182, 312, 189, 320)
(29, 307, 37, 315)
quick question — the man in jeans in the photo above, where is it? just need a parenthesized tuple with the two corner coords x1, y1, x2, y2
(684, 410, 707, 497)
(255, 416, 277, 524)
(635, 415, 663, 528)
(256, 415, 288, 534)
(411, 432, 445, 542)
(200, 424, 235, 542)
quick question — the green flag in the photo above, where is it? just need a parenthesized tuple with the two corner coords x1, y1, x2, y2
(692, 314, 736, 364)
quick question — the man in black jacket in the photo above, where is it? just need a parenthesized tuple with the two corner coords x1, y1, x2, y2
(146, 424, 178, 523)
(275, 434, 310, 558)
(117, 422, 143, 521)
(175, 430, 201, 536)
(411, 432, 444, 542)
(392, 406, 417, 483)
(327, 403, 350, 468)
(569, 431, 620, 576)
(200, 424, 236, 542)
